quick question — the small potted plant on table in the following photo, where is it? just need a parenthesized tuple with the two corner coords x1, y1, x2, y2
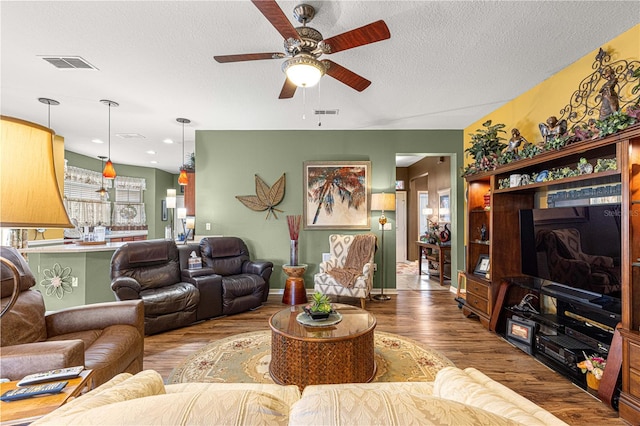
(304, 292, 333, 320)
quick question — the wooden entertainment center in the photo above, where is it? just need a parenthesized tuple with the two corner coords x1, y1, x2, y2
(460, 124, 640, 423)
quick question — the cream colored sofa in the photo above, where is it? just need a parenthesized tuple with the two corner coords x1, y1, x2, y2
(33, 367, 568, 425)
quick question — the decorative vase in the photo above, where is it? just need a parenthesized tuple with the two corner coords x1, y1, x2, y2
(586, 371, 600, 390)
(290, 239, 298, 266)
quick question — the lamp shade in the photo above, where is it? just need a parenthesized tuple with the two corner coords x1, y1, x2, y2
(178, 169, 188, 185)
(185, 216, 195, 230)
(0, 116, 73, 228)
(177, 207, 187, 220)
(166, 188, 176, 208)
(102, 160, 116, 179)
(371, 193, 396, 212)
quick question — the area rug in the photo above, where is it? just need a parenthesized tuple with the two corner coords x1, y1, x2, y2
(396, 260, 418, 275)
(168, 330, 454, 385)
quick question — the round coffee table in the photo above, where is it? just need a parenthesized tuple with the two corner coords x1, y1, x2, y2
(268, 303, 376, 389)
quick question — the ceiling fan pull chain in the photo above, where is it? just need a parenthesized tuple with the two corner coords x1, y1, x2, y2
(302, 87, 306, 120)
(317, 82, 322, 127)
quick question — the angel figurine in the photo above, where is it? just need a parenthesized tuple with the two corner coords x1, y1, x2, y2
(599, 66, 619, 120)
(539, 116, 567, 144)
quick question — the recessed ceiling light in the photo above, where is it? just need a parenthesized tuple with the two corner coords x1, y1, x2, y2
(163, 139, 174, 144)
(146, 150, 156, 155)
(150, 160, 158, 164)
(92, 138, 104, 144)
(116, 133, 145, 139)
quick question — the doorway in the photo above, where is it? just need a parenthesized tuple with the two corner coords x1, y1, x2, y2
(396, 191, 407, 261)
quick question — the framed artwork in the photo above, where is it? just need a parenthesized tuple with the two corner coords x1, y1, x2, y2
(474, 254, 490, 275)
(438, 188, 451, 223)
(303, 161, 371, 230)
(161, 200, 168, 221)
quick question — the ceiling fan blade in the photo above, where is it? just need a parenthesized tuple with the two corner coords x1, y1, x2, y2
(323, 20, 390, 54)
(323, 60, 371, 92)
(214, 53, 283, 63)
(251, 0, 300, 41)
(278, 79, 297, 99)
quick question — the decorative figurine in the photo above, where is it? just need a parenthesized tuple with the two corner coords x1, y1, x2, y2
(479, 224, 488, 241)
(599, 66, 619, 120)
(504, 128, 527, 155)
(539, 116, 568, 144)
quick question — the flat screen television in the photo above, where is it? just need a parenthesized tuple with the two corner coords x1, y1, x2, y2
(519, 204, 622, 302)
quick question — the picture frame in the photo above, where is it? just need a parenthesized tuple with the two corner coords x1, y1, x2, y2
(438, 188, 451, 223)
(474, 254, 490, 275)
(303, 160, 371, 230)
(161, 200, 168, 221)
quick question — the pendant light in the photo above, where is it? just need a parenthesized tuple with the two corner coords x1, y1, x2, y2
(38, 97, 60, 128)
(176, 118, 190, 186)
(101, 99, 119, 179)
(96, 156, 108, 198)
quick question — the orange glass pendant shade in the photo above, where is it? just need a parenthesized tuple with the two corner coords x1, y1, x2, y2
(178, 169, 188, 185)
(103, 159, 117, 179)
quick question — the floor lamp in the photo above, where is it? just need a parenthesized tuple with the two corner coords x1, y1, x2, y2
(371, 192, 396, 301)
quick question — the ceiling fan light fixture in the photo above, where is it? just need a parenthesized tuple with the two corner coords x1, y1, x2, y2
(282, 55, 325, 88)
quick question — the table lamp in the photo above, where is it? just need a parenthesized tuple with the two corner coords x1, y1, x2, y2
(371, 192, 396, 301)
(1, 116, 74, 317)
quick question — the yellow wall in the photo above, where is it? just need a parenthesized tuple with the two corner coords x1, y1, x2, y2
(464, 24, 640, 156)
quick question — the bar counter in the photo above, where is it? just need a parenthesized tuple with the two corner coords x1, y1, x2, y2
(20, 242, 128, 311)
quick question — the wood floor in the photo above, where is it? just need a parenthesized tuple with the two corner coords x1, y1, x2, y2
(143, 289, 624, 425)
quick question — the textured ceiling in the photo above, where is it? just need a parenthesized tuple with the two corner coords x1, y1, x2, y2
(1, 1, 638, 173)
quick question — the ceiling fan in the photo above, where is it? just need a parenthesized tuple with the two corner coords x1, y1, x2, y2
(214, 0, 391, 99)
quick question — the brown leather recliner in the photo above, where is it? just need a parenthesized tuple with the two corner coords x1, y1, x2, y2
(199, 237, 273, 315)
(111, 239, 204, 335)
(0, 246, 144, 387)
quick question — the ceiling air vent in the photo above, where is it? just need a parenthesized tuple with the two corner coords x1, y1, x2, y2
(41, 56, 98, 70)
(314, 109, 339, 115)
(115, 133, 145, 139)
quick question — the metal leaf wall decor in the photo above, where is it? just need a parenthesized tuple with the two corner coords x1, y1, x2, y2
(236, 173, 285, 219)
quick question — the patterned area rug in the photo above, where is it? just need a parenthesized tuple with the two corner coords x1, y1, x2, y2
(168, 330, 454, 385)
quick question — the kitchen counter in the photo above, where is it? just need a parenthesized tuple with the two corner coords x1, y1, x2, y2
(20, 242, 126, 254)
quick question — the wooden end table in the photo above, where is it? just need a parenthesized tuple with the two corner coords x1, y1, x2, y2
(281, 264, 308, 305)
(269, 303, 376, 390)
(0, 369, 94, 425)
(417, 241, 451, 285)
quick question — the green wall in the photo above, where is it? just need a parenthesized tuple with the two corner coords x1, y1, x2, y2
(195, 130, 464, 292)
(64, 151, 175, 239)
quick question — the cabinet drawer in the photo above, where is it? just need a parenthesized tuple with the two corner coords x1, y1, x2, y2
(630, 343, 640, 398)
(466, 293, 489, 315)
(467, 280, 490, 300)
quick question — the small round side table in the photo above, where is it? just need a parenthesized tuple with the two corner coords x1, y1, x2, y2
(282, 264, 308, 305)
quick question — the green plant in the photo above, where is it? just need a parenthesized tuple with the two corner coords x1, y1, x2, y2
(463, 120, 507, 175)
(307, 292, 332, 313)
(520, 143, 542, 159)
(498, 150, 518, 165)
(595, 110, 636, 136)
(544, 135, 571, 151)
(594, 158, 618, 173)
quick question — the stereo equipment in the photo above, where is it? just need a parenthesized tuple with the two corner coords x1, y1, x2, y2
(506, 316, 536, 354)
(535, 334, 592, 371)
(564, 326, 611, 353)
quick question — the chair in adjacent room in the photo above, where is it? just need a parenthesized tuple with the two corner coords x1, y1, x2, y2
(0, 246, 144, 388)
(313, 234, 377, 309)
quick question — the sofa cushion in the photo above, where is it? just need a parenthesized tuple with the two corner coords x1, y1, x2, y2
(433, 367, 568, 426)
(140, 282, 199, 316)
(290, 382, 523, 425)
(34, 374, 298, 426)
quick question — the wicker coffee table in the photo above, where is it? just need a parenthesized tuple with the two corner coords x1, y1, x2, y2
(269, 303, 376, 389)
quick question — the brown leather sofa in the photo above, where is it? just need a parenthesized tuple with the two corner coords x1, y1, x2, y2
(0, 246, 144, 388)
(111, 238, 272, 335)
(196, 237, 272, 315)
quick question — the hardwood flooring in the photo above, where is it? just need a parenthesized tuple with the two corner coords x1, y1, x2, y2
(143, 288, 623, 425)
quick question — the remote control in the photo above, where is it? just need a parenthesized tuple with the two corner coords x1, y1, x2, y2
(1, 381, 68, 402)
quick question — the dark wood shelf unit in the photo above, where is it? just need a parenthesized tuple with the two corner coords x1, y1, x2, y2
(460, 124, 640, 423)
